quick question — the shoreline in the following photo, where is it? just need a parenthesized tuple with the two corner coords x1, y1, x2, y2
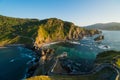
(40, 40, 81, 48)
(0, 46, 7, 48)
(0, 44, 25, 48)
(5, 44, 25, 47)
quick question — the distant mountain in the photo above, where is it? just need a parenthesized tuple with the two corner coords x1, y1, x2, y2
(0, 15, 99, 47)
(85, 22, 120, 30)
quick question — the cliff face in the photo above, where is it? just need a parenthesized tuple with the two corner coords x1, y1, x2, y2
(34, 18, 100, 47)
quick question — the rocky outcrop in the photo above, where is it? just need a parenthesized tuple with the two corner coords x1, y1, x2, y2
(26, 48, 55, 77)
(94, 35, 104, 41)
(26, 62, 39, 78)
(40, 48, 55, 61)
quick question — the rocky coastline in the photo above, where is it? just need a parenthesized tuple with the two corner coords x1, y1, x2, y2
(0, 29, 103, 79)
(0, 28, 102, 79)
(25, 30, 103, 78)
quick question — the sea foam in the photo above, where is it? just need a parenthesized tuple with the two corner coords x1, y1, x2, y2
(98, 45, 110, 50)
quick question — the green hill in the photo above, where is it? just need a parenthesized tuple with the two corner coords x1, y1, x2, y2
(0, 15, 99, 47)
(0, 15, 40, 46)
(86, 22, 120, 30)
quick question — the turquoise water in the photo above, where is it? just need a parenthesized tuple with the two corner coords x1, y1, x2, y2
(48, 30, 120, 59)
(0, 47, 35, 80)
(45, 30, 120, 72)
(0, 31, 120, 80)
(46, 39, 101, 72)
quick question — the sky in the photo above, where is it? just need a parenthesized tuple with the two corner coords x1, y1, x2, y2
(0, 0, 120, 26)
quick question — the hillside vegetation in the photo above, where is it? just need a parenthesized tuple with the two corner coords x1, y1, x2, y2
(0, 15, 40, 46)
(95, 50, 120, 65)
(0, 15, 99, 47)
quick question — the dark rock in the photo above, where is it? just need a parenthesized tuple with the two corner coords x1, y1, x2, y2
(26, 62, 39, 78)
(94, 35, 104, 41)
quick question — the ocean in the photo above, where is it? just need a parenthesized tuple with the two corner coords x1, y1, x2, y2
(0, 47, 35, 80)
